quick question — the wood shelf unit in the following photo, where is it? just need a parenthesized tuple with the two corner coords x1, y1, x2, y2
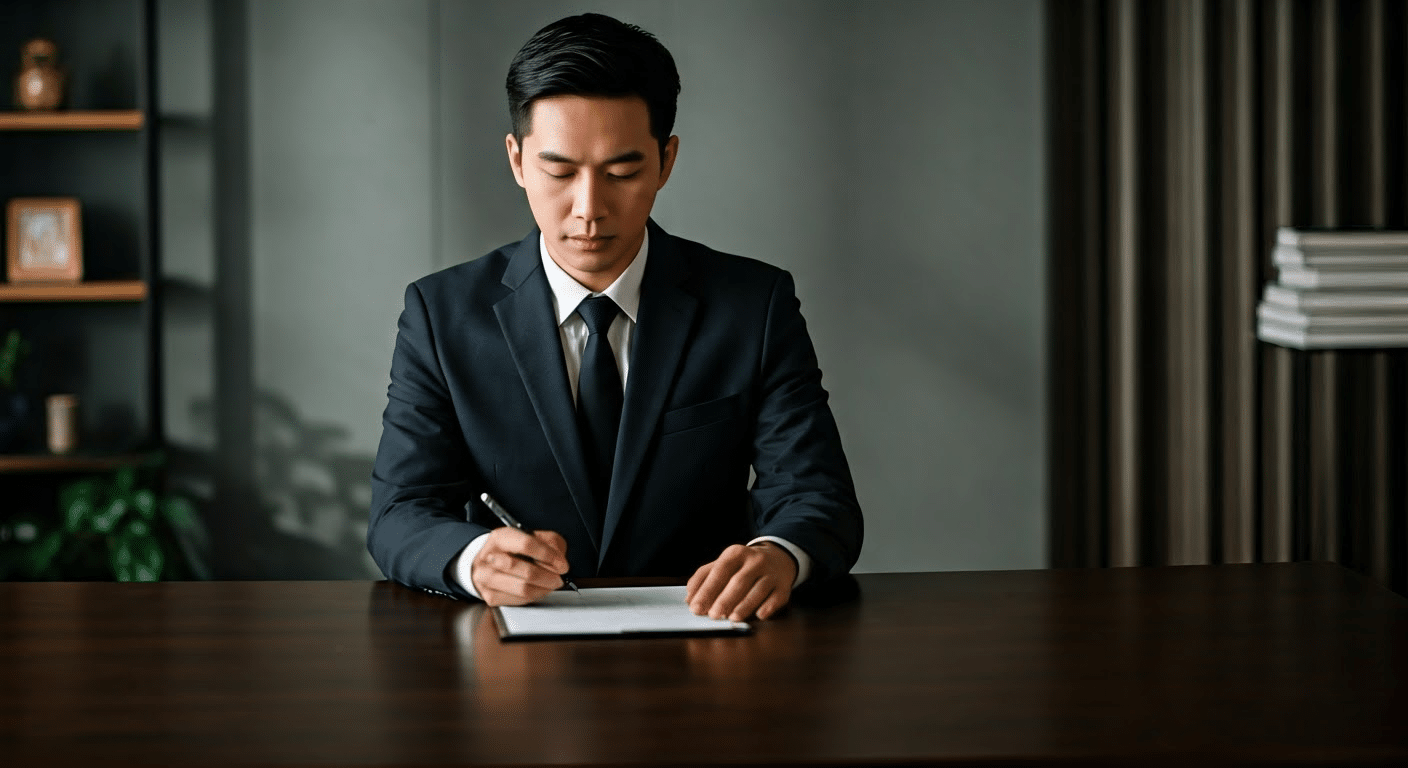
(0, 0, 163, 523)
(0, 280, 147, 302)
(0, 110, 144, 131)
(0, 453, 149, 474)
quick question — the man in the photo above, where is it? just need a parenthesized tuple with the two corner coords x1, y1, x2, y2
(368, 13, 861, 622)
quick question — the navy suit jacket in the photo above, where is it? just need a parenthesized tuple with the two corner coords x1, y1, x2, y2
(368, 220, 863, 599)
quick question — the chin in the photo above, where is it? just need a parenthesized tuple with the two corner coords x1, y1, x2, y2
(562, 242, 621, 264)
(573, 256, 622, 275)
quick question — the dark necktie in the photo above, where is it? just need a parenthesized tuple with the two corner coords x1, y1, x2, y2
(575, 296, 623, 511)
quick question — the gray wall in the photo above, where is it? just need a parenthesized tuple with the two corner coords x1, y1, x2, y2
(160, 0, 1045, 578)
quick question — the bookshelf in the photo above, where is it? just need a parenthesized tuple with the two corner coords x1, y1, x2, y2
(0, 0, 161, 512)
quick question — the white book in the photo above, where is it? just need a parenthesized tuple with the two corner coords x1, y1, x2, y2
(1262, 284, 1408, 313)
(1273, 244, 1408, 268)
(1257, 303, 1408, 330)
(1277, 227, 1408, 250)
(1276, 265, 1408, 289)
(1258, 320, 1408, 350)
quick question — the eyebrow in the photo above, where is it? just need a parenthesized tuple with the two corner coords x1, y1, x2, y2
(537, 150, 647, 166)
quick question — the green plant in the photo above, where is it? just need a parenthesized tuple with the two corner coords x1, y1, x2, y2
(0, 457, 210, 581)
(0, 329, 28, 391)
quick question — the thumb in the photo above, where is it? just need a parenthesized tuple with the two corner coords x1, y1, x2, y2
(533, 528, 567, 554)
(532, 529, 570, 571)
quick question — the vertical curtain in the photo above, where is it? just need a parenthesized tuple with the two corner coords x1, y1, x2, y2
(1048, 0, 1408, 596)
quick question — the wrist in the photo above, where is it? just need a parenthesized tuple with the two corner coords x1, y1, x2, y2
(455, 532, 492, 600)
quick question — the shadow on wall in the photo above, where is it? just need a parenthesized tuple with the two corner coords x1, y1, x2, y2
(169, 390, 381, 579)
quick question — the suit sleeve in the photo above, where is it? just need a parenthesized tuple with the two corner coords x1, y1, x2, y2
(367, 283, 491, 599)
(749, 271, 863, 584)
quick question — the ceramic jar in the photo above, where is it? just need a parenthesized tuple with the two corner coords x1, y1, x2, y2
(15, 38, 64, 110)
(46, 394, 78, 454)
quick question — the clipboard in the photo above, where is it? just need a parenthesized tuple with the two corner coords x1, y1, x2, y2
(492, 585, 752, 640)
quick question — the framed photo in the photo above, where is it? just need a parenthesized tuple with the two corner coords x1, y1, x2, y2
(6, 197, 83, 283)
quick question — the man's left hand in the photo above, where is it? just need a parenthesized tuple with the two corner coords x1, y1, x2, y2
(686, 542, 797, 622)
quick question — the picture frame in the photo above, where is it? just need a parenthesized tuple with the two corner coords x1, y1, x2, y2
(6, 197, 83, 283)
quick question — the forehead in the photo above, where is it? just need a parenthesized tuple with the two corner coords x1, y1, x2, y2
(524, 95, 655, 157)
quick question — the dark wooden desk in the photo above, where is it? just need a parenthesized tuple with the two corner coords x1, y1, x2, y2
(1, 563, 1405, 766)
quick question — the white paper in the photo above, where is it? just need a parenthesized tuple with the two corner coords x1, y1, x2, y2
(496, 585, 750, 636)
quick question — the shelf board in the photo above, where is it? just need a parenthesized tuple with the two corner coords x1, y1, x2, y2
(0, 453, 149, 474)
(0, 110, 144, 131)
(0, 281, 147, 302)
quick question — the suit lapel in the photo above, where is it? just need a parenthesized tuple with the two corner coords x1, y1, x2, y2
(493, 231, 603, 553)
(600, 220, 698, 565)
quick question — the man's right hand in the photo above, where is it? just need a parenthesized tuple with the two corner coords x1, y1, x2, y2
(470, 526, 571, 606)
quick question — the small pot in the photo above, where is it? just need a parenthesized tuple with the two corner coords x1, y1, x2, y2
(15, 38, 64, 111)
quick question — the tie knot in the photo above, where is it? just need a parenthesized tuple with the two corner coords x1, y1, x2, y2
(576, 295, 620, 335)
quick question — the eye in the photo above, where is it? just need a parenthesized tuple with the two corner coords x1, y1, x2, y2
(546, 170, 573, 179)
(608, 170, 641, 180)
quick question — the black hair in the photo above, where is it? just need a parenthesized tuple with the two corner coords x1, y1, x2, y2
(506, 13, 680, 162)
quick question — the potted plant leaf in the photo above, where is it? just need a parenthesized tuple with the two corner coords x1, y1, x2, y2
(0, 456, 211, 581)
(0, 329, 31, 452)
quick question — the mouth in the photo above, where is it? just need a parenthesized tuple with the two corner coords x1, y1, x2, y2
(568, 235, 614, 251)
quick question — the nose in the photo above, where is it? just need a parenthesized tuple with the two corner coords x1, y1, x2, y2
(571, 171, 609, 223)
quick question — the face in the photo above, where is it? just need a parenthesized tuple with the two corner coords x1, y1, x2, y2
(507, 95, 678, 292)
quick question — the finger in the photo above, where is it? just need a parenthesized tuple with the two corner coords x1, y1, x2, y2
(477, 557, 561, 601)
(492, 527, 568, 574)
(476, 574, 541, 606)
(510, 530, 568, 573)
(480, 549, 563, 592)
(479, 579, 557, 607)
(727, 577, 776, 623)
(529, 530, 571, 573)
(755, 585, 791, 620)
(485, 525, 535, 555)
(705, 562, 764, 620)
(690, 556, 739, 614)
(479, 584, 524, 607)
(686, 561, 713, 602)
(534, 528, 568, 555)
(690, 545, 748, 615)
(505, 552, 566, 589)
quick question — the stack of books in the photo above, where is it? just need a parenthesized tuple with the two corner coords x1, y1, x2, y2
(1256, 228, 1408, 349)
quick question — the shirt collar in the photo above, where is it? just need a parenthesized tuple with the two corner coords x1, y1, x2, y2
(539, 228, 648, 326)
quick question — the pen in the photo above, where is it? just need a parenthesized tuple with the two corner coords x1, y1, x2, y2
(480, 492, 581, 595)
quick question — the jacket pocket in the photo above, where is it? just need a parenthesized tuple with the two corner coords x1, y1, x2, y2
(661, 393, 742, 435)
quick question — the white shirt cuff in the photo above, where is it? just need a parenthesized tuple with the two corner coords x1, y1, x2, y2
(748, 536, 811, 588)
(452, 532, 493, 599)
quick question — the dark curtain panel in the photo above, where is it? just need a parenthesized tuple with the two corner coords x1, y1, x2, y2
(1048, 0, 1408, 596)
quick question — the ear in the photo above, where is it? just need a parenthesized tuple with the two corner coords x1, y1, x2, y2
(506, 133, 526, 188)
(657, 135, 680, 190)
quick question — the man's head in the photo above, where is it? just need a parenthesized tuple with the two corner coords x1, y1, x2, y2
(505, 14, 681, 292)
(507, 13, 680, 162)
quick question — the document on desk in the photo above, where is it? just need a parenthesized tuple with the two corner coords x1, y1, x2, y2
(493, 586, 751, 639)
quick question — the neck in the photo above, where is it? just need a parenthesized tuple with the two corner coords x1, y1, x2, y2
(569, 265, 626, 294)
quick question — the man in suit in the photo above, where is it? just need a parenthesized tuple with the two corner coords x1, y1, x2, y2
(368, 13, 862, 622)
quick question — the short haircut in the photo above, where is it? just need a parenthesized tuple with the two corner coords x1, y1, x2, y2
(506, 13, 680, 161)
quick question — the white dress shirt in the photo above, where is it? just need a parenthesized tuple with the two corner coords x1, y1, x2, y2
(453, 230, 811, 597)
